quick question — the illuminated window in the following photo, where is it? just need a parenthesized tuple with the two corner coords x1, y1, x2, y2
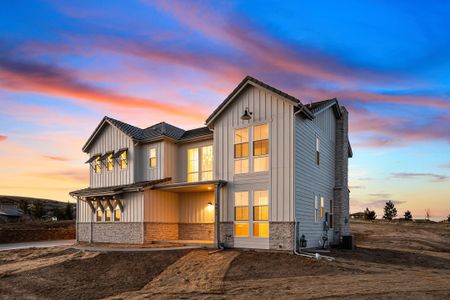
(94, 157, 101, 173)
(320, 196, 324, 218)
(253, 190, 269, 237)
(120, 151, 127, 169)
(316, 137, 320, 165)
(201, 145, 213, 181)
(149, 148, 157, 168)
(234, 191, 249, 237)
(329, 200, 333, 228)
(96, 207, 103, 222)
(314, 195, 319, 223)
(253, 124, 269, 172)
(187, 148, 199, 182)
(107, 153, 113, 171)
(105, 207, 111, 221)
(234, 128, 249, 174)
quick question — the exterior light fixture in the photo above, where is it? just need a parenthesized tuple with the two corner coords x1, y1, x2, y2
(240, 107, 253, 120)
(207, 186, 212, 190)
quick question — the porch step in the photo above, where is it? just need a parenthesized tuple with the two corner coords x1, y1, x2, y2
(152, 240, 214, 248)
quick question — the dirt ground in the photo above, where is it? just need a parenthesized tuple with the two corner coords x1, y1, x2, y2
(0, 220, 449, 299)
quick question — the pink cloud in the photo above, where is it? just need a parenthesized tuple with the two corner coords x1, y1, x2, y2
(0, 135, 7, 142)
(43, 155, 70, 162)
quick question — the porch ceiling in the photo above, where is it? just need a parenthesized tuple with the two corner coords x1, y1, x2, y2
(151, 180, 226, 193)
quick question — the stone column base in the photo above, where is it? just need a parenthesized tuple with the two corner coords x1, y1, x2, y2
(269, 222, 294, 251)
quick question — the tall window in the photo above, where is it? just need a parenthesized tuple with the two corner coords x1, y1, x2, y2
(253, 124, 269, 172)
(316, 136, 320, 165)
(320, 196, 324, 218)
(329, 200, 333, 228)
(253, 190, 269, 237)
(314, 195, 319, 223)
(234, 192, 249, 237)
(94, 157, 101, 173)
(234, 128, 249, 174)
(105, 207, 111, 221)
(96, 207, 103, 222)
(187, 148, 199, 182)
(201, 145, 213, 181)
(107, 153, 114, 171)
(114, 205, 121, 222)
(120, 151, 127, 169)
(149, 148, 157, 168)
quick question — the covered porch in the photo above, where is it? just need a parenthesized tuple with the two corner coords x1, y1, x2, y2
(144, 180, 226, 247)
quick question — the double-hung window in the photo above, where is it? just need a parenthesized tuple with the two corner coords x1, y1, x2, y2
(105, 207, 111, 221)
(201, 145, 213, 181)
(253, 190, 269, 237)
(187, 148, 199, 182)
(320, 196, 324, 218)
(114, 204, 121, 222)
(120, 151, 127, 169)
(107, 153, 114, 171)
(234, 128, 249, 174)
(234, 192, 249, 237)
(253, 124, 269, 172)
(316, 136, 320, 165)
(94, 157, 101, 173)
(314, 195, 319, 223)
(149, 148, 157, 169)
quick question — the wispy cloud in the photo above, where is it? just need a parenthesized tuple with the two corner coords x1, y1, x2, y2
(349, 185, 365, 189)
(438, 163, 450, 169)
(369, 193, 391, 198)
(0, 49, 207, 122)
(390, 172, 449, 182)
(43, 155, 70, 162)
(0, 135, 7, 142)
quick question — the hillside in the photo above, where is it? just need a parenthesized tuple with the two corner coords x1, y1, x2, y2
(0, 195, 72, 211)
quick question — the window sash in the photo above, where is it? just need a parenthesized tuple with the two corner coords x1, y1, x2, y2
(187, 148, 199, 182)
(235, 206, 248, 221)
(120, 152, 127, 169)
(96, 209, 102, 222)
(107, 154, 114, 171)
(253, 139, 269, 156)
(320, 197, 324, 218)
(95, 158, 101, 173)
(234, 143, 249, 158)
(201, 146, 213, 181)
(114, 208, 121, 221)
(234, 222, 249, 237)
(234, 159, 249, 174)
(253, 222, 269, 238)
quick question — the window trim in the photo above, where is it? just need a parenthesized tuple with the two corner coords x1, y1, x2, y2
(314, 194, 319, 223)
(94, 157, 101, 174)
(233, 189, 270, 239)
(315, 136, 320, 165)
(187, 145, 214, 182)
(120, 151, 127, 170)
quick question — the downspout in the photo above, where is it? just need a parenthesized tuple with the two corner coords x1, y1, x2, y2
(210, 181, 225, 253)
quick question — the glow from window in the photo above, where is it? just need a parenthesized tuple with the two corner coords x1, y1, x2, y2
(253, 124, 269, 172)
(95, 157, 101, 173)
(201, 145, 213, 181)
(234, 128, 249, 175)
(96, 208, 102, 222)
(234, 191, 249, 237)
(187, 148, 199, 182)
(120, 151, 127, 169)
(107, 154, 113, 171)
(149, 148, 157, 168)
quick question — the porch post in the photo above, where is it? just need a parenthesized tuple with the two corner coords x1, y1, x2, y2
(214, 183, 221, 248)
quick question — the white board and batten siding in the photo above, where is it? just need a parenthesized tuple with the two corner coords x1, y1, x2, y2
(135, 141, 164, 182)
(88, 124, 134, 188)
(295, 107, 336, 247)
(77, 192, 144, 223)
(213, 84, 295, 248)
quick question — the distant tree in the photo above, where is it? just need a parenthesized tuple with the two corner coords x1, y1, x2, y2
(447, 214, 450, 222)
(425, 208, 431, 221)
(31, 200, 46, 219)
(404, 210, 413, 221)
(364, 208, 377, 220)
(383, 201, 397, 220)
(65, 202, 73, 220)
(18, 199, 29, 215)
(53, 208, 66, 220)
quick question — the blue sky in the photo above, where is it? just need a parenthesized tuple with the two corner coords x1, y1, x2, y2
(0, 0, 449, 219)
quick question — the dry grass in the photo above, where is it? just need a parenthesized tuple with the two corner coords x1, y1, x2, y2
(0, 220, 449, 299)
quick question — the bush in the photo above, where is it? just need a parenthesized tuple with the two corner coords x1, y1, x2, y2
(364, 208, 377, 220)
(404, 210, 413, 221)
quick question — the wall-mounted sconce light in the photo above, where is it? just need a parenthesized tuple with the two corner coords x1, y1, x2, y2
(241, 107, 253, 120)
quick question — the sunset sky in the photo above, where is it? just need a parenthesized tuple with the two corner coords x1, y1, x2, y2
(1, 1, 449, 220)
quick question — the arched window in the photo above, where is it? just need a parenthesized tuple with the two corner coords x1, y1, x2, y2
(114, 204, 121, 222)
(105, 207, 111, 221)
(96, 207, 103, 222)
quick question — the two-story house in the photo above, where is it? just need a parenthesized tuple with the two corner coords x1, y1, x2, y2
(70, 76, 352, 251)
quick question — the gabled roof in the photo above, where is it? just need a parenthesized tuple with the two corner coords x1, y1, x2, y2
(205, 75, 314, 125)
(307, 98, 342, 119)
(82, 117, 212, 152)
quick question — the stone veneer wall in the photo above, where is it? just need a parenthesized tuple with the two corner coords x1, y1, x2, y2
(220, 222, 234, 248)
(269, 222, 294, 251)
(81, 222, 144, 244)
(178, 223, 214, 240)
(77, 222, 91, 242)
(144, 223, 178, 242)
(333, 107, 350, 245)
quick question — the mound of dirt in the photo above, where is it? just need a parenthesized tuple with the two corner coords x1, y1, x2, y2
(0, 249, 188, 300)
